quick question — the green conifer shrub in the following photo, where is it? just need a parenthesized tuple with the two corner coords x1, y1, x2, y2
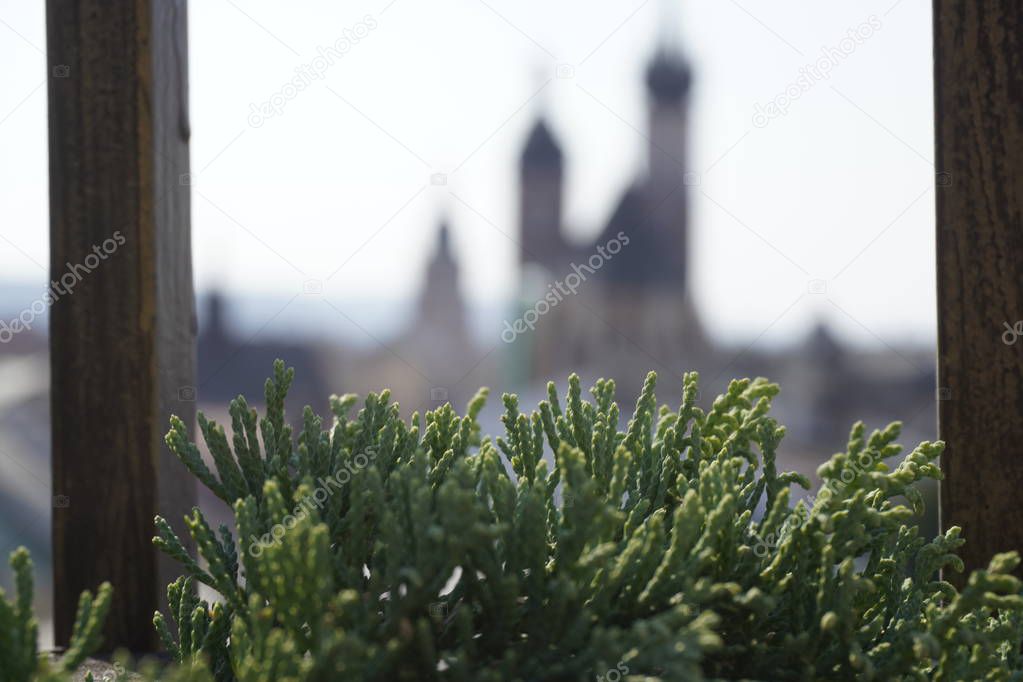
(7, 361, 1023, 680)
(0, 547, 112, 681)
(148, 361, 1023, 681)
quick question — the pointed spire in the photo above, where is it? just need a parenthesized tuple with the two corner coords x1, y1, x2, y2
(205, 289, 227, 339)
(521, 61, 563, 167)
(415, 215, 465, 333)
(436, 218, 452, 258)
(521, 117, 563, 167)
(646, 0, 691, 101)
(804, 321, 844, 365)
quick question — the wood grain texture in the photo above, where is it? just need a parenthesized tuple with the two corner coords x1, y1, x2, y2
(47, 0, 195, 651)
(934, 0, 1023, 586)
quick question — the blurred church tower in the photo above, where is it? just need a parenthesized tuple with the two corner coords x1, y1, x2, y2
(412, 219, 469, 343)
(516, 1, 710, 392)
(519, 117, 566, 276)
(644, 11, 692, 290)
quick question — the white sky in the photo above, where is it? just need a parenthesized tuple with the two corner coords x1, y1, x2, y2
(0, 0, 935, 348)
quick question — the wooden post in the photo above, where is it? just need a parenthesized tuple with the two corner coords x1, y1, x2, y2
(934, 1, 1023, 585)
(47, 0, 196, 650)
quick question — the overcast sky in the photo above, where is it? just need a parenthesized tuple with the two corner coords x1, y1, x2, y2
(0, 0, 935, 348)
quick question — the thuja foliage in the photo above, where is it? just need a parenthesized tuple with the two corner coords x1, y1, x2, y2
(0, 547, 112, 682)
(7, 361, 1023, 680)
(142, 361, 1023, 681)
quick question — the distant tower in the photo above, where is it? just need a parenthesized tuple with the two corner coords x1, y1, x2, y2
(396, 218, 477, 405)
(644, 1, 692, 288)
(203, 289, 229, 345)
(519, 117, 565, 276)
(414, 219, 468, 337)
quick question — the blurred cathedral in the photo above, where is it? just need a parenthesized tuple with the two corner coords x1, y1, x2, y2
(310, 38, 935, 478)
(504, 41, 935, 467)
(184, 38, 937, 471)
(515, 45, 710, 394)
(0, 19, 941, 635)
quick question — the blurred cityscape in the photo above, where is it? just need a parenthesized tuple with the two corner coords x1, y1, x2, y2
(0, 15, 937, 645)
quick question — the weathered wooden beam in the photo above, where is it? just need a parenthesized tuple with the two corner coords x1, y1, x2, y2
(47, 0, 195, 650)
(934, 0, 1023, 586)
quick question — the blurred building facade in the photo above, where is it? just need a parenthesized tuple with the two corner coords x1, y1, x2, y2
(508, 43, 936, 468)
(0, 36, 940, 610)
(189, 40, 937, 472)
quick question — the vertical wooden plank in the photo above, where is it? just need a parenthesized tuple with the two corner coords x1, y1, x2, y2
(934, 0, 1023, 585)
(47, 0, 195, 650)
(150, 0, 198, 631)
